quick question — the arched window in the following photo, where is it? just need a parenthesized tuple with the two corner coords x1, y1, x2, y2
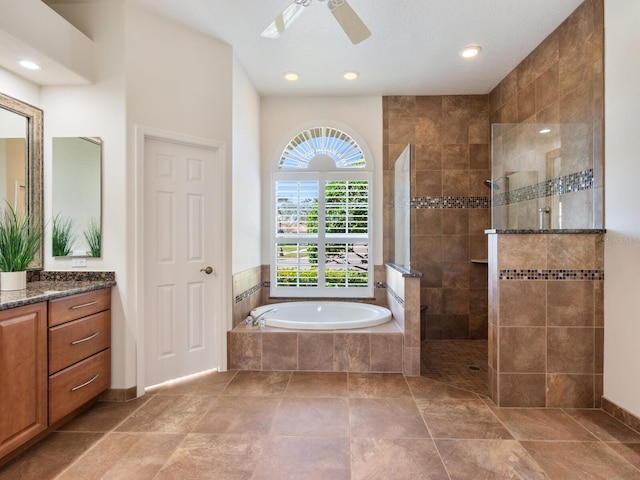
(272, 127, 372, 298)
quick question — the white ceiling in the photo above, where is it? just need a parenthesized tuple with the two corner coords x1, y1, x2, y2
(129, 0, 585, 97)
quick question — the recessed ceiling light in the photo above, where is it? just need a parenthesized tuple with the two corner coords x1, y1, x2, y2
(460, 45, 482, 58)
(539, 128, 552, 134)
(18, 60, 41, 70)
(343, 71, 359, 80)
(283, 72, 299, 81)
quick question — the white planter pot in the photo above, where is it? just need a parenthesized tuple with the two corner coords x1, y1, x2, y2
(1, 271, 27, 291)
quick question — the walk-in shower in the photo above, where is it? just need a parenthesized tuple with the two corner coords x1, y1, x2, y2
(490, 123, 595, 230)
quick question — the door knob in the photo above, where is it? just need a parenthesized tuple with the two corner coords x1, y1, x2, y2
(200, 266, 214, 275)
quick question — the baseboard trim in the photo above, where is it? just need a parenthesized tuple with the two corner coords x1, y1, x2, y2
(99, 386, 138, 402)
(602, 396, 640, 433)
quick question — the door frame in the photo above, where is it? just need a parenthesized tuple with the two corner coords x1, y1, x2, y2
(134, 125, 229, 397)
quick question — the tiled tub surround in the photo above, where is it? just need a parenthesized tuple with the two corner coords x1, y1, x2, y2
(232, 265, 265, 328)
(231, 265, 389, 329)
(386, 264, 422, 376)
(228, 321, 404, 373)
(487, 232, 604, 408)
(229, 264, 422, 375)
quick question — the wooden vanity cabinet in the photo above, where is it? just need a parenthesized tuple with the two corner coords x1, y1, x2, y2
(0, 302, 48, 459)
(48, 289, 111, 425)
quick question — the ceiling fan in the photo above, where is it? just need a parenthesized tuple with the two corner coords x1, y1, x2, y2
(261, 0, 372, 45)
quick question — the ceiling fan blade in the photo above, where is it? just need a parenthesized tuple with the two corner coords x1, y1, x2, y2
(328, 0, 371, 44)
(261, 1, 306, 39)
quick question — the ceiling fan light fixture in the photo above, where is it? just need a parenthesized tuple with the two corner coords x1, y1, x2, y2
(262, 0, 371, 45)
(284, 72, 299, 81)
(460, 45, 482, 58)
(328, 0, 371, 44)
(261, 2, 306, 39)
(343, 71, 359, 80)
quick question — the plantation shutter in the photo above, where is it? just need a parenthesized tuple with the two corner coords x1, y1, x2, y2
(271, 126, 372, 298)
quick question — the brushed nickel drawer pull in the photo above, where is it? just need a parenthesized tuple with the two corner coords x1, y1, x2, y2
(71, 300, 99, 310)
(71, 332, 99, 345)
(71, 374, 99, 391)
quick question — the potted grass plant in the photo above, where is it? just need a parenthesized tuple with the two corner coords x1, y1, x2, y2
(0, 204, 42, 291)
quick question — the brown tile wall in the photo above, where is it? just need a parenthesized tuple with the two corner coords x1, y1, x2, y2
(488, 233, 604, 408)
(488, 0, 604, 228)
(485, 0, 605, 409)
(383, 95, 491, 342)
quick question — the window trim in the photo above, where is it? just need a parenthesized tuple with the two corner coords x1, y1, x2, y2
(270, 169, 373, 298)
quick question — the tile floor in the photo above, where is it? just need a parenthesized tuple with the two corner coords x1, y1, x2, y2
(1, 370, 640, 479)
(421, 339, 489, 396)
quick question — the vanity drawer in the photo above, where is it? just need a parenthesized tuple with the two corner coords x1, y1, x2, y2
(49, 289, 111, 327)
(49, 349, 111, 425)
(49, 311, 111, 374)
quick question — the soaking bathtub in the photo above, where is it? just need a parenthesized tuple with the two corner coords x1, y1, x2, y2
(249, 301, 392, 330)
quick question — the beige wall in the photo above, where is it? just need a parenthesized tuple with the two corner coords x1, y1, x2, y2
(603, 0, 640, 419)
(260, 96, 384, 266)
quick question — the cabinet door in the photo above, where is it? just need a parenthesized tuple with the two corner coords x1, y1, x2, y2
(0, 302, 47, 458)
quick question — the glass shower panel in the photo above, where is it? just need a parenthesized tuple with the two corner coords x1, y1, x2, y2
(490, 123, 594, 230)
(393, 144, 411, 268)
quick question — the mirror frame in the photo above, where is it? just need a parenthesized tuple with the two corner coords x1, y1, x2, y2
(0, 92, 43, 270)
(52, 136, 103, 257)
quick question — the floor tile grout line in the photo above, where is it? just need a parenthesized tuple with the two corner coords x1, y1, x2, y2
(560, 407, 610, 442)
(52, 393, 160, 479)
(599, 441, 640, 474)
(563, 406, 640, 438)
(10, 368, 640, 478)
(412, 381, 454, 480)
(144, 370, 242, 479)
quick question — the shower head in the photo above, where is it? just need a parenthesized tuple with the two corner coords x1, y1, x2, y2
(484, 175, 511, 190)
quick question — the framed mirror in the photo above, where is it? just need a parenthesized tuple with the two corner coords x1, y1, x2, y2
(52, 137, 102, 257)
(0, 92, 43, 270)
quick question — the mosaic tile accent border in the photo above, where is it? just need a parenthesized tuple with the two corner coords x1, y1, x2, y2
(235, 282, 264, 304)
(493, 169, 594, 207)
(235, 281, 387, 304)
(386, 284, 404, 307)
(499, 269, 604, 280)
(411, 196, 489, 209)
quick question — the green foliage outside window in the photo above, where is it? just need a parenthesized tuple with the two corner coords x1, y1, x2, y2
(276, 266, 368, 287)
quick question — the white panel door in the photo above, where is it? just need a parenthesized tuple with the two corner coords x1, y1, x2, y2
(144, 138, 221, 387)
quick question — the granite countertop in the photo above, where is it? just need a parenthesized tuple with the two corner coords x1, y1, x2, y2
(0, 277, 116, 311)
